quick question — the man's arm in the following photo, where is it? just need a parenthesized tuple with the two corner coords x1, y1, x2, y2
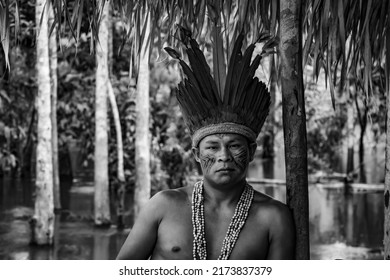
(266, 202, 296, 260)
(116, 192, 166, 260)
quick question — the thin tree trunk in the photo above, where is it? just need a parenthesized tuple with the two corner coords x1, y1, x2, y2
(48, 2, 60, 210)
(358, 126, 366, 183)
(384, 80, 390, 260)
(261, 54, 277, 178)
(268, 54, 277, 158)
(32, 0, 55, 245)
(346, 100, 354, 177)
(22, 107, 35, 177)
(105, 9, 125, 229)
(134, 7, 151, 220)
(279, 0, 310, 259)
(344, 78, 353, 177)
(258, 52, 274, 158)
(355, 96, 367, 183)
(94, 1, 111, 227)
(107, 81, 126, 228)
(261, 55, 276, 178)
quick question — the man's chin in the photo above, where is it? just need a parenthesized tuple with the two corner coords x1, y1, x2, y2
(204, 174, 244, 187)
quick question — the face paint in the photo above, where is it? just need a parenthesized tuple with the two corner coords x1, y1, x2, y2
(231, 145, 249, 171)
(215, 133, 228, 139)
(199, 153, 216, 174)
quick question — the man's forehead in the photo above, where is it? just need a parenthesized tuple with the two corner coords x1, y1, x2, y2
(201, 133, 247, 143)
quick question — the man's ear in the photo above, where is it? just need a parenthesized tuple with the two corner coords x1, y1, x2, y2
(192, 147, 200, 162)
(249, 142, 257, 162)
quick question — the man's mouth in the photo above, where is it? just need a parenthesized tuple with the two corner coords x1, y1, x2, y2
(216, 168, 235, 172)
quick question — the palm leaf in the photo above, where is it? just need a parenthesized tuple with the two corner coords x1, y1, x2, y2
(0, 0, 10, 69)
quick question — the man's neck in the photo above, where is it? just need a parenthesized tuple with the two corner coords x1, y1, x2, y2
(202, 178, 247, 207)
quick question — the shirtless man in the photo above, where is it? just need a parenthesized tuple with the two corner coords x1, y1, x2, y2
(117, 32, 295, 260)
(116, 133, 295, 260)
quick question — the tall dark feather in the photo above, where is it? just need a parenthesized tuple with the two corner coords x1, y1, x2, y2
(230, 44, 256, 105)
(186, 49, 220, 104)
(224, 33, 244, 105)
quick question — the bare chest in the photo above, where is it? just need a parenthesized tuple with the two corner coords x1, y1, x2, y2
(151, 204, 269, 260)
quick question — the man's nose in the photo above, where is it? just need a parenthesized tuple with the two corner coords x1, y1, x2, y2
(217, 146, 232, 162)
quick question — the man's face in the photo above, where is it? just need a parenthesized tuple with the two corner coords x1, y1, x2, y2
(193, 133, 257, 187)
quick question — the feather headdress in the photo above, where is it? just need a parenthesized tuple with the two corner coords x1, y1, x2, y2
(165, 32, 271, 147)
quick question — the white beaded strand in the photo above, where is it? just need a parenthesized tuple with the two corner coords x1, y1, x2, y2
(191, 180, 254, 260)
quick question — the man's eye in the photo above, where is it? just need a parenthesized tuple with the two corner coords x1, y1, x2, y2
(207, 146, 218, 150)
(230, 144, 240, 148)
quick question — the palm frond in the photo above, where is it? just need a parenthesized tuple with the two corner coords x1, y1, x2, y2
(303, 0, 389, 106)
(0, 0, 386, 101)
(0, 0, 11, 69)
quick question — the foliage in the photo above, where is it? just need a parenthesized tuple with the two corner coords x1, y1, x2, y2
(0, 1, 36, 176)
(303, 64, 387, 174)
(2, 0, 385, 110)
(359, 65, 387, 139)
(148, 53, 197, 191)
(306, 111, 347, 174)
(56, 33, 95, 170)
(304, 69, 347, 174)
(303, 0, 389, 108)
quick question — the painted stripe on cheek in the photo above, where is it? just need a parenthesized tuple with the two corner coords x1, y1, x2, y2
(199, 154, 216, 174)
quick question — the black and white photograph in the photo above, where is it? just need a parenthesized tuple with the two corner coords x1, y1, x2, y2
(0, 0, 388, 269)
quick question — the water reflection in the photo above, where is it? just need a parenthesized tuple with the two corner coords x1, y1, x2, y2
(309, 186, 383, 250)
(346, 191, 383, 248)
(309, 186, 345, 244)
(253, 183, 384, 259)
(0, 176, 384, 260)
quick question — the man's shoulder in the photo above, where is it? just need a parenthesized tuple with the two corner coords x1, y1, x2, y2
(151, 186, 192, 206)
(251, 189, 292, 222)
(248, 190, 296, 259)
(251, 189, 286, 207)
(140, 187, 192, 221)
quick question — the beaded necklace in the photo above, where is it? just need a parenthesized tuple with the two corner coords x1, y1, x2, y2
(192, 180, 254, 260)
